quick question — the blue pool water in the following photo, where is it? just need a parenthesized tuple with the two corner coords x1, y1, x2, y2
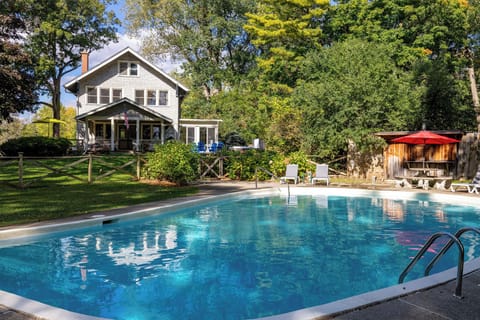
(1, 192, 480, 320)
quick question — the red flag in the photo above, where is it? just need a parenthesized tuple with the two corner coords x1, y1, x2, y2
(124, 112, 129, 129)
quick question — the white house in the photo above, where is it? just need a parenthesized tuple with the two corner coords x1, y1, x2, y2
(64, 47, 221, 152)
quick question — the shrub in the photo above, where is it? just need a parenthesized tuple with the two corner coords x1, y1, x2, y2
(0, 136, 71, 156)
(142, 141, 199, 185)
(224, 149, 279, 181)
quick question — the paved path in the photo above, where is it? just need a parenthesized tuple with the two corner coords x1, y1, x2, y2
(1, 182, 480, 320)
(328, 269, 480, 320)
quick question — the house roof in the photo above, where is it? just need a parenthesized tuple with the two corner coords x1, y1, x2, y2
(64, 47, 189, 93)
(76, 97, 173, 123)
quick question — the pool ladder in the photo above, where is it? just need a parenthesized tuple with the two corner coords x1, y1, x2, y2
(398, 227, 480, 298)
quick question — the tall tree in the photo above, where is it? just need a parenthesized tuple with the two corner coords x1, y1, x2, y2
(244, 0, 329, 89)
(326, 0, 476, 132)
(326, 0, 470, 66)
(25, 0, 119, 137)
(0, 0, 37, 121)
(23, 105, 77, 139)
(294, 39, 424, 158)
(125, 0, 257, 99)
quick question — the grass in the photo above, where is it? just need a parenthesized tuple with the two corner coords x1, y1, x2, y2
(0, 154, 198, 227)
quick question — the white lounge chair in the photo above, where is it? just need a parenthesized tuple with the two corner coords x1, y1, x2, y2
(280, 164, 299, 184)
(450, 181, 479, 194)
(450, 171, 480, 194)
(311, 164, 329, 186)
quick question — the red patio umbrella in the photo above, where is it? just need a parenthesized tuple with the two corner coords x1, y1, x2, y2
(391, 130, 460, 145)
(391, 130, 460, 172)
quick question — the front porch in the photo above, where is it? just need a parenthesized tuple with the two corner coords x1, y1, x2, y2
(75, 98, 221, 153)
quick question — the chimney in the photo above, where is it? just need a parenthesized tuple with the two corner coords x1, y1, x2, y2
(81, 50, 89, 74)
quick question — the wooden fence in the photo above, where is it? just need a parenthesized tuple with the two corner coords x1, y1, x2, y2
(0, 153, 144, 188)
(0, 153, 227, 188)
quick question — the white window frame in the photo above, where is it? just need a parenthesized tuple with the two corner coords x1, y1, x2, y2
(86, 87, 124, 104)
(118, 61, 139, 77)
(99, 88, 110, 104)
(112, 88, 122, 102)
(86, 86, 97, 104)
(159, 90, 168, 106)
(146, 90, 157, 106)
(135, 89, 145, 105)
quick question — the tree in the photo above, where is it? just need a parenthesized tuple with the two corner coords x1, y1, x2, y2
(294, 39, 424, 158)
(325, 0, 477, 133)
(0, 0, 37, 120)
(23, 105, 77, 139)
(125, 0, 257, 98)
(244, 0, 329, 88)
(25, 0, 119, 137)
(0, 118, 25, 145)
(326, 0, 469, 63)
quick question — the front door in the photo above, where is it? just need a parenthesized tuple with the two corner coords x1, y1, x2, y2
(118, 124, 136, 150)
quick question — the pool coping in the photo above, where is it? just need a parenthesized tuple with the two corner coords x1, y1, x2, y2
(1, 185, 480, 320)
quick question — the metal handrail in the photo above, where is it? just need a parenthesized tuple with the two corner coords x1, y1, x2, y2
(424, 227, 480, 276)
(255, 166, 278, 189)
(398, 231, 465, 298)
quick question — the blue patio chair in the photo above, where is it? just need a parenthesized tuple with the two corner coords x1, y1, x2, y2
(217, 142, 224, 151)
(197, 141, 206, 153)
(209, 142, 218, 153)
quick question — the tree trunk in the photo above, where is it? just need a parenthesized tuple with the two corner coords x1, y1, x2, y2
(52, 77, 62, 137)
(467, 66, 480, 134)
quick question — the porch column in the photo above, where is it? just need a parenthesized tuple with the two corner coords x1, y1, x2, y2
(85, 120, 91, 145)
(161, 124, 165, 144)
(110, 118, 115, 151)
(136, 119, 140, 151)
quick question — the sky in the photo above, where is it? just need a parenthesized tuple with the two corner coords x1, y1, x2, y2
(51, 0, 181, 113)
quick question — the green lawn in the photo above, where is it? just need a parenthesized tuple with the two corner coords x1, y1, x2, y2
(0, 155, 198, 227)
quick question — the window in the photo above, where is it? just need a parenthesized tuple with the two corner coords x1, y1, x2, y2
(147, 90, 157, 106)
(130, 63, 138, 76)
(112, 89, 122, 102)
(95, 124, 104, 138)
(187, 127, 195, 144)
(152, 126, 161, 140)
(159, 91, 168, 105)
(118, 61, 138, 76)
(207, 127, 216, 144)
(87, 86, 97, 104)
(100, 88, 110, 104)
(95, 123, 112, 139)
(119, 62, 128, 75)
(142, 125, 151, 139)
(135, 90, 145, 105)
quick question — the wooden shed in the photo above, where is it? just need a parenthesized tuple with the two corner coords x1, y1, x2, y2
(375, 130, 464, 179)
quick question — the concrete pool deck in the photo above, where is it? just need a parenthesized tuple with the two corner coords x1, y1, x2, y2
(1, 181, 480, 320)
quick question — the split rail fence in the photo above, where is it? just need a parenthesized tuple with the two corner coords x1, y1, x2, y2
(0, 153, 226, 188)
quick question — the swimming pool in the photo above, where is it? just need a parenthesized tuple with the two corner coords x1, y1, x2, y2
(1, 188, 480, 320)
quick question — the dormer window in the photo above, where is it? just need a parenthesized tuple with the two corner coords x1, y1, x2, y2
(118, 61, 139, 76)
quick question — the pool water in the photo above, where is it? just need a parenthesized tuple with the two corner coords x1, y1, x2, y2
(1, 193, 480, 320)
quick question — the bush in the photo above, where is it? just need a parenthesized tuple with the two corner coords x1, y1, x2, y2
(142, 141, 199, 185)
(0, 136, 71, 156)
(224, 149, 279, 181)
